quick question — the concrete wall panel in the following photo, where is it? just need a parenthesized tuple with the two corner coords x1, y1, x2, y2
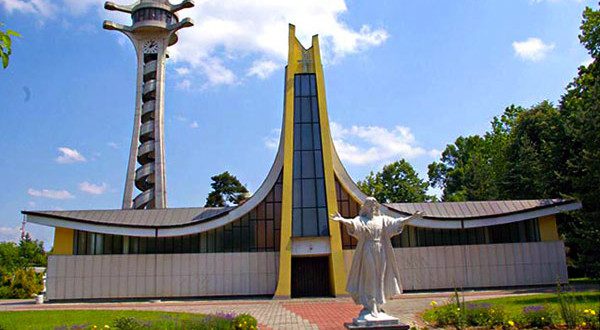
(47, 252, 279, 300)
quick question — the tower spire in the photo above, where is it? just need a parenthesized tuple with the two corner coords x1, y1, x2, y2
(103, 0, 194, 209)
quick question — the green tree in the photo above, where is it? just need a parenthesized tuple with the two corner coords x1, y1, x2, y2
(558, 3, 600, 277)
(205, 171, 249, 207)
(357, 159, 431, 203)
(0, 22, 21, 69)
(501, 101, 569, 199)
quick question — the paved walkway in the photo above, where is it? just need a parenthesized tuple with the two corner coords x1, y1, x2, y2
(0, 287, 581, 329)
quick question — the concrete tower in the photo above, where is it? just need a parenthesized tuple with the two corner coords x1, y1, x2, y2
(103, 0, 194, 209)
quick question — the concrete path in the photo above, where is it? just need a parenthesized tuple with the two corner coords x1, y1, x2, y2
(0, 287, 585, 329)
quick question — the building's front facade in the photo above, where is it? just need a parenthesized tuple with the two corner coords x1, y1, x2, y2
(23, 25, 581, 301)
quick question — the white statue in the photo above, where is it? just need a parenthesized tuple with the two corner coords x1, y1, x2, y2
(331, 197, 423, 325)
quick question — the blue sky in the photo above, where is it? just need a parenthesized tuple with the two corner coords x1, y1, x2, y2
(0, 0, 595, 248)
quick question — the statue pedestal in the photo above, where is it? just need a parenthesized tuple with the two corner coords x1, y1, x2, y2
(344, 310, 409, 329)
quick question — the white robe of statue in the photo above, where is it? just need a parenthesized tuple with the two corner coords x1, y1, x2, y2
(332, 197, 422, 322)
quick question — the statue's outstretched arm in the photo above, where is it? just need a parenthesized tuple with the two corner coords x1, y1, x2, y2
(387, 211, 424, 236)
(330, 212, 354, 226)
(397, 211, 424, 224)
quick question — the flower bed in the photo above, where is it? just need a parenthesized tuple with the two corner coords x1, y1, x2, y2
(422, 289, 599, 329)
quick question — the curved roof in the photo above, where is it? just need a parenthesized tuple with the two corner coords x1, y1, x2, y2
(385, 199, 576, 220)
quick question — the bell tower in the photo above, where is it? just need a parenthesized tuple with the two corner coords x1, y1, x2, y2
(103, 0, 194, 209)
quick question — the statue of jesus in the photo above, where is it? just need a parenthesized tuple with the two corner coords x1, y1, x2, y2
(331, 197, 423, 324)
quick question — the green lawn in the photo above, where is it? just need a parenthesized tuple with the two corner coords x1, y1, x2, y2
(0, 310, 209, 330)
(472, 291, 600, 315)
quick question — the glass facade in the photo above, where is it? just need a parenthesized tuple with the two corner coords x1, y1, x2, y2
(336, 179, 542, 249)
(73, 173, 283, 255)
(292, 74, 329, 237)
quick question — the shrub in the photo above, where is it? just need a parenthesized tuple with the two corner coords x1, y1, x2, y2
(233, 314, 258, 330)
(520, 305, 556, 328)
(464, 303, 505, 327)
(113, 316, 143, 330)
(1, 268, 44, 299)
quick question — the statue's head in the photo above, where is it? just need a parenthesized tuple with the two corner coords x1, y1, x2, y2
(359, 197, 381, 219)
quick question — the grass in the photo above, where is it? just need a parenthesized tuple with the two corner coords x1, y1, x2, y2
(472, 291, 600, 315)
(570, 277, 600, 285)
(0, 310, 208, 330)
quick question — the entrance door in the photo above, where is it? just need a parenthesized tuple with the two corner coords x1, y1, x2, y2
(291, 256, 331, 298)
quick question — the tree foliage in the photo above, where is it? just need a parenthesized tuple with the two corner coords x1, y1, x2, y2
(358, 159, 432, 203)
(204, 171, 249, 207)
(0, 22, 21, 69)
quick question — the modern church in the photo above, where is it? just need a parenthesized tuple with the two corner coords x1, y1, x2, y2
(23, 0, 581, 301)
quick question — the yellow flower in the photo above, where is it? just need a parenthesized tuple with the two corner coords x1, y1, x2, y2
(508, 320, 515, 327)
(582, 322, 587, 326)
(238, 324, 242, 327)
(541, 317, 545, 320)
(457, 308, 460, 311)
(584, 309, 590, 314)
(430, 301, 438, 307)
(93, 326, 97, 330)
(244, 321, 247, 324)
(591, 310, 596, 315)
(104, 326, 110, 329)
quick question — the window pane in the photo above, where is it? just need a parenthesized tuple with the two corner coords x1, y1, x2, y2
(294, 98, 301, 122)
(311, 98, 319, 122)
(302, 180, 316, 207)
(312, 123, 321, 149)
(295, 75, 301, 96)
(314, 151, 324, 177)
(309, 75, 316, 96)
(317, 208, 329, 236)
(301, 75, 310, 96)
(316, 179, 326, 207)
(293, 180, 302, 207)
(292, 209, 302, 236)
(300, 98, 311, 123)
(301, 123, 313, 150)
(301, 151, 315, 178)
(294, 124, 301, 151)
(302, 208, 318, 236)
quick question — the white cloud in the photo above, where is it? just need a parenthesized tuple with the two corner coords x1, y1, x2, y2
(175, 67, 191, 76)
(162, 0, 389, 85)
(0, 0, 56, 17)
(0, 226, 21, 243)
(330, 122, 437, 165)
(78, 181, 108, 195)
(28, 188, 74, 199)
(512, 37, 555, 62)
(107, 142, 119, 149)
(176, 79, 192, 90)
(247, 60, 279, 79)
(263, 128, 281, 150)
(189, 121, 199, 129)
(55, 147, 86, 164)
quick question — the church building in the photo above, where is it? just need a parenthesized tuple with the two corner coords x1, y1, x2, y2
(23, 21, 580, 301)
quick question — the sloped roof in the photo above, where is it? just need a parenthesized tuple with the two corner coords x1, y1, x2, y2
(385, 199, 577, 220)
(23, 207, 233, 228)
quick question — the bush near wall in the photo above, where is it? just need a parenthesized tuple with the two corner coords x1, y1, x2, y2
(0, 235, 47, 299)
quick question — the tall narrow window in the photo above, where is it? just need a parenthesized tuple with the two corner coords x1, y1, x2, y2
(292, 74, 329, 237)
